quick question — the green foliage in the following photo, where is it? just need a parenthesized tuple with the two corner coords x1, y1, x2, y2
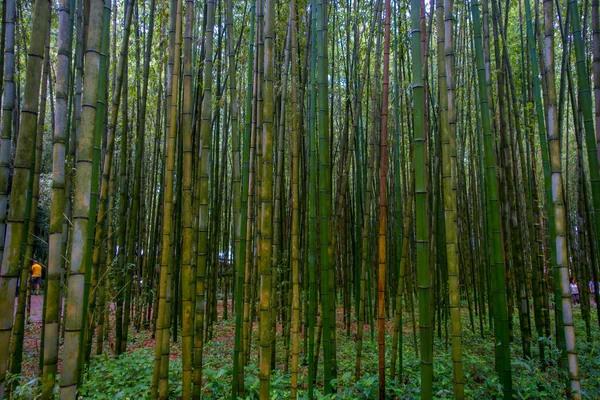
(5, 373, 46, 400)
(78, 349, 182, 399)
(75, 310, 600, 399)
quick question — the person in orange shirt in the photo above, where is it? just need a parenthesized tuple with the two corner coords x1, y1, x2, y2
(31, 261, 42, 295)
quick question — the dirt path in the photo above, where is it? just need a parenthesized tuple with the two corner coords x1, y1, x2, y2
(29, 294, 44, 322)
(13, 294, 45, 323)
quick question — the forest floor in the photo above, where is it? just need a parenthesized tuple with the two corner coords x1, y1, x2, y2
(11, 298, 600, 399)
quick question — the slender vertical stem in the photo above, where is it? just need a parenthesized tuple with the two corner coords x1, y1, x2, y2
(470, 0, 512, 396)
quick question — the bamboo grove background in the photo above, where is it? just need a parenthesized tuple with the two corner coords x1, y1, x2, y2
(0, 0, 599, 399)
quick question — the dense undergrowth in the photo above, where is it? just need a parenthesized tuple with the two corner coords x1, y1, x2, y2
(8, 308, 600, 399)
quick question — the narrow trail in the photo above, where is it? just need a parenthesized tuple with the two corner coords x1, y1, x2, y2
(28, 294, 44, 323)
(13, 294, 48, 323)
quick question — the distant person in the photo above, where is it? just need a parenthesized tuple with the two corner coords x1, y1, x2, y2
(591, 280, 598, 306)
(31, 261, 42, 295)
(570, 277, 580, 306)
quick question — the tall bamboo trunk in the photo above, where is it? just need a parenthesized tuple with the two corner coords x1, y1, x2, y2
(180, 0, 195, 397)
(152, 0, 182, 397)
(411, 0, 432, 398)
(377, 0, 391, 397)
(58, 0, 107, 397)
(193, 0, 216, 395)
(0, 0, 15, 274)
(316, 0, 335, 391)
(307, 0, 318, 394)
(9, 26, 50, 390)
(288, 1, 301, 397)
(42, 0, 74, 396)
(471, 0, 512, 396)
(228, 0, 242, 390)
(115, 63, 129, 357)
(234, 2, 256, 396)
(438, 0, 464, 396)
(554, 1, 583, 397)
(258, 0, 275, 396)
(0, 0, 51, 395)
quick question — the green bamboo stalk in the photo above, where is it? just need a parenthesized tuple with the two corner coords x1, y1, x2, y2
(242, 29, 258, 366)
(61, 0, 83, 309)
(377, 0, 391, 396)
(0, 1, 50, 394)
(96, 149, 116, 355)
(152, 0, 182, 397)
(587, 0, 600, 316)
(0, 0, 7, 115)
(289, 1, 301, 396)
(115, 63, 129, 358)
(308, 0, 318, 393)
(411, 0, 432, 398)
(0, 0, 50, 398)
(58, 0, 107, 397)
(280, 21, 293, 372)
(79, 0, 113, 380)
(233, 1, 255, 396)
(42, 0, 74, 396)
(316, 0, 334, 392)
(471, 0, 512, 396)
(390, 7, 406, 380)
(193, 0, 216, 395)
(439, 0, 464, 396)
(258, 0, 275, 396)
(0, 0, 15, 271)
(230, 0, 246, 387)
(558, 1, 586, 397)
(9, 25, 49, 390)
(271, 24, 291, 374)
(180, 0, 194, 397)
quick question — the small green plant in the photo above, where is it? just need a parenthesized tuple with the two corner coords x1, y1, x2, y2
(5, 373, 45, 400)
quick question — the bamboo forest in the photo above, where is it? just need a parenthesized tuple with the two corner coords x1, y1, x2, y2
(3, 0, 600, 398)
